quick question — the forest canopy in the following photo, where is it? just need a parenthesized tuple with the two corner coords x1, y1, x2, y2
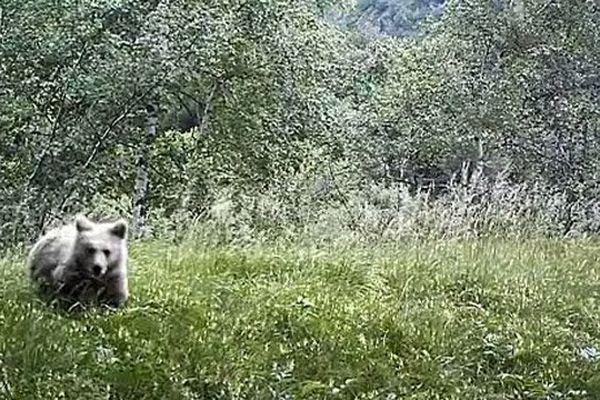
(1, 0, 599, 246)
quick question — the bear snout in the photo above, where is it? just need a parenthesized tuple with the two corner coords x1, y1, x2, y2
(92, 264, 106, 277)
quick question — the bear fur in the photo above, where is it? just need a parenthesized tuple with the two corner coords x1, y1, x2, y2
(27, 214, 130, 309)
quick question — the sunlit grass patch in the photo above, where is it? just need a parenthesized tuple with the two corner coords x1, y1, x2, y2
(1, 239, 600, 399)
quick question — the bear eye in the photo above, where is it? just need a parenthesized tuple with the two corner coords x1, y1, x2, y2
(103, 249, 111, 257)
(86, 247, 95, 255)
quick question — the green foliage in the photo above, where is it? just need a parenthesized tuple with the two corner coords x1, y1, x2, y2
(0, 0, 360, 243)
(349, 0, 600, 213)
(1, 0, 599, 245)
(0, 0, 168, 239)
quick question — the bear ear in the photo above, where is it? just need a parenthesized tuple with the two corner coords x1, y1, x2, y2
(109, 219, 128, 239)
(75, 214, 94, 232)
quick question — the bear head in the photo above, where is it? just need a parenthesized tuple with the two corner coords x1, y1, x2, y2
(72, 214, 128, 278)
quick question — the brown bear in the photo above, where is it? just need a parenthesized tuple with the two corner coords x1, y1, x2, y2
(27, 214, 130, 309)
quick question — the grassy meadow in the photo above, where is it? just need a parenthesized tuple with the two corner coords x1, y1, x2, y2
(1, 238, 600, 399)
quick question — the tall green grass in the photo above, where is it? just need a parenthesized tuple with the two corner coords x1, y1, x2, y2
(1, 239, 600, 399)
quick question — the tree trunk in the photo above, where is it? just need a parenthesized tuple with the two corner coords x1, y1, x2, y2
(179, 83, 217, 213)
(132, 96, 159, 237)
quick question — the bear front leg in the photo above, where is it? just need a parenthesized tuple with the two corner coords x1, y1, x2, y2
(103, 273, 129, 308)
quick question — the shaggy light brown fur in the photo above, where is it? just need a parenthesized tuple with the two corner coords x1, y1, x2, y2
(28, 214, 129, 309)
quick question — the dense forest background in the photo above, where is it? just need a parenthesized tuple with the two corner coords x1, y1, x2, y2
(1, 0, 599, 247)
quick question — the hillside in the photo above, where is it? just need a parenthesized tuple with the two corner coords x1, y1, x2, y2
(332, 0, 447, 36)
